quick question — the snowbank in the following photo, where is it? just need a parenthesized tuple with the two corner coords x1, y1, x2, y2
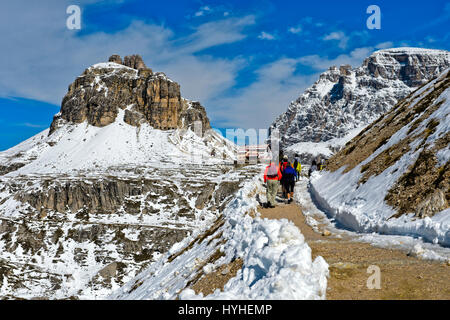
(110, 174, 329, 300)
(310, 171, 450, 247)
(295, 177, 450, 262)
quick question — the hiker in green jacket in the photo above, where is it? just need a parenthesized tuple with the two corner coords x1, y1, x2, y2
(293, 154, 302, 181)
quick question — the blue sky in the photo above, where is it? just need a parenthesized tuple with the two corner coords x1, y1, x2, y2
(0, 0, 449, 150)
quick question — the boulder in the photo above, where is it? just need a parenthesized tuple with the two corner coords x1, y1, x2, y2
(108, 54, 122, 64)
(123, 54, 147, 70)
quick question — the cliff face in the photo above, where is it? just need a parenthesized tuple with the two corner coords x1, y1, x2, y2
(0, 165, 254, 299)
(362, 49, 447, 86)
(270, 48, 450, 153)
(50, 55, 210, 135)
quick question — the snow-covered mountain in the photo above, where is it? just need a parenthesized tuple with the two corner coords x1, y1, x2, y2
(0, 55, 236, 176)
(310, 68, 450, 246)
(270, 48, 450, 161)
(0, 55, 242, 299)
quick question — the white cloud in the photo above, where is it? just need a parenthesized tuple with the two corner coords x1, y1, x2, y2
(298, 47, 375, 70)
(195, 6, 212, 17)
(211, 58, 318, 129)
(375, 41, 394, 49)
(258, 31, 276, 40)
(193, 5, 232, 19)
(322, 31, 349, 49)
(0, 0, 255, 112)
(178, 15, 255, 54)
(17, 123, 48, 128)
(288, 26, 302, 34)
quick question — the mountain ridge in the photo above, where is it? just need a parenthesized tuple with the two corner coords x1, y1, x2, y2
(270, 47, 450, 160)
(311, 68, 450, 246)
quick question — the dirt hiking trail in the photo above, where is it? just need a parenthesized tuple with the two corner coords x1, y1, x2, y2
(259, 202, 450, 300)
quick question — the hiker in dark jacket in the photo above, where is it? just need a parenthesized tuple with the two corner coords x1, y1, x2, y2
(282, 162, 297, 204)
(279, 155, 289, 198)
(309, 160, 318, 177)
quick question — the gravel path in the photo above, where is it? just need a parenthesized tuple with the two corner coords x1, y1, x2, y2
(259, 200, 450, 300)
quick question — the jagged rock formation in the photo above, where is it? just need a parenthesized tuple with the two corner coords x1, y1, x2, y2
(122, 54, 149, 71)
(50, 55, 210, 135)
(14, 175, 242, 218)
(108, 54, 123, 65)
(271, 48, 450, 158)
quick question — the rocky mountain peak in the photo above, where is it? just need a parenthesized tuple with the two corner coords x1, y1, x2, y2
(108, 54, 151, 71)
(49, 55, 210, 135)
(361, 47, 450, 86)
(310, 69, 450, 245)
(271, 48, 450, 160)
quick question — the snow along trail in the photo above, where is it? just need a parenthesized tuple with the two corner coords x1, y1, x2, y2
(258, 190, 449, 299)
(109, 172, 329, 300)
(295, 176, 450, 263)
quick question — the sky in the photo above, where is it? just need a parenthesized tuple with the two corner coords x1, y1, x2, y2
(0, 0, 449, 150)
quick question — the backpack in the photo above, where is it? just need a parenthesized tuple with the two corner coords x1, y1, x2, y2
(283, 166, 296, 181)
(267, 164, 278, 176)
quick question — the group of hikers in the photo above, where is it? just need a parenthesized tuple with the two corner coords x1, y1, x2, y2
(263, 154, 324, 208)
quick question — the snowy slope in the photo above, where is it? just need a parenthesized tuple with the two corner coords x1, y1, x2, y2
(271, 48, 450, 160)
(310, 69, 450, 246)
(0, 109, 235, 176)
(110, 174, 329, 300)
(285, 127, 365, 159)
(0, 113, 242, 299)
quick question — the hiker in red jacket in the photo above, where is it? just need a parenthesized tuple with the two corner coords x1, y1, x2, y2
(264, 161, 282, 208)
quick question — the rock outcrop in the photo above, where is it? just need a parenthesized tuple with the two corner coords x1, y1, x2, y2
(49, 55, 211, 135)
(123, 54, 149, 71)
(108, 54, 123, 65)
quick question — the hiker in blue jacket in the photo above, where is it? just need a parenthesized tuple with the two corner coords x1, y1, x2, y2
(281, 162, 297, 204)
